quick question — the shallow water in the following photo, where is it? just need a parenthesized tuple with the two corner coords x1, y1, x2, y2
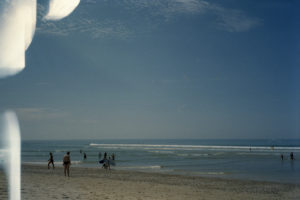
(22, 139, 300, 184)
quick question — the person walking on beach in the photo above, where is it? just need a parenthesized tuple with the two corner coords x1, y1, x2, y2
(48, 152, 55, 169)
(63, 152, 71, 177)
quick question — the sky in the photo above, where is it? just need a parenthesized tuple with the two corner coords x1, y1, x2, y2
(0, 0, 299, 140)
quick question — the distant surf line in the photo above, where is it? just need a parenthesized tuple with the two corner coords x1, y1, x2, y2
(89, 143, 300, 151)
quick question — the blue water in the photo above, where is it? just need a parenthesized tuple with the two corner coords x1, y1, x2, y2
(22, 139, 300, 184)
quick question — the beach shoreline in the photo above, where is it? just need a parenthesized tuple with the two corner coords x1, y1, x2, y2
(1, 164, 300, 199)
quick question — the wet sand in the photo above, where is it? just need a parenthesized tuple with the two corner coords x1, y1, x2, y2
(0, 164, 300, 200)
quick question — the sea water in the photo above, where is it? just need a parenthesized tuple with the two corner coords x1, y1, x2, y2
(22, 139, 300, 184)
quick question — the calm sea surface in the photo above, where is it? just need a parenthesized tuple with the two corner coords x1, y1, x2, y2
(22, 139, 300, 184)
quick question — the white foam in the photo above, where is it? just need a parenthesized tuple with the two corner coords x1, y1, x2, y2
(44, 0, 80, 20)
(117, 165, 162, 170)
(90, 143, 300, 151)
(144, 147, 182, 150)
(71, 160, 83, 165)
(23, 160, 83, 165)
(23, 161, 47, 165)
(148, 151, 175, 154)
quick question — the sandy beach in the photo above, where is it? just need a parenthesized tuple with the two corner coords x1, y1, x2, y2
(0, 164, 299, 200)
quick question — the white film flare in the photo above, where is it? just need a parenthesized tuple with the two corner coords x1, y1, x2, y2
(0, 0, 36, 78)
(0, 0, 80, 78)
(0, 111, 21, 200)
(44, 0, 80, 20)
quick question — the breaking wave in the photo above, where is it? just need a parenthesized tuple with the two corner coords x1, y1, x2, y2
(90, 143, 300, 151)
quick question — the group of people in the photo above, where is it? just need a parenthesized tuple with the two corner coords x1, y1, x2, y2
(99, 152, 115, 170)
(280, 152, 295, 161)
(47, 151, 116, 176)
(47, 152, 71, 177)
(79, 149, 87, 159)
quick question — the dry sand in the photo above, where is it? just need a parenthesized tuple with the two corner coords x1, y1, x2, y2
(0, 164, 300, 200)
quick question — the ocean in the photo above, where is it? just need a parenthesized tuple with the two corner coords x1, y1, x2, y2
(22, 139, 300, 184)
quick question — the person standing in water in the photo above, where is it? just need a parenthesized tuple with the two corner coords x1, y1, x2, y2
(112, 153, 115, 160)
(290, 152, 294, 160)
(48, 152, 55, 169)
(63, 152, 71, 177)
(84, 152, 87, 160)
(102, 157, 111, 170)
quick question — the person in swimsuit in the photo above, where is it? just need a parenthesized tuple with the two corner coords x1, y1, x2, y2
(63, 152, 71, 177)
(48, 152, 55, 169)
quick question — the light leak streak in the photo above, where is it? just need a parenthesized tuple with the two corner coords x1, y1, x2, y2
(0, 0, 36, 78)
(44, 0, 80, 20)
(0, 0, 81, 78)
(0, 111, 21, 200)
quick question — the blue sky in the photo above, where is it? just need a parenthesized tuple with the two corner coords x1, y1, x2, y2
(0, 0, 299, 140)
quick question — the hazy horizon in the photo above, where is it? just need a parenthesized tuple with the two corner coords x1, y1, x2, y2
(0, 0, 299, 140)
(21, 138, 300, 142)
